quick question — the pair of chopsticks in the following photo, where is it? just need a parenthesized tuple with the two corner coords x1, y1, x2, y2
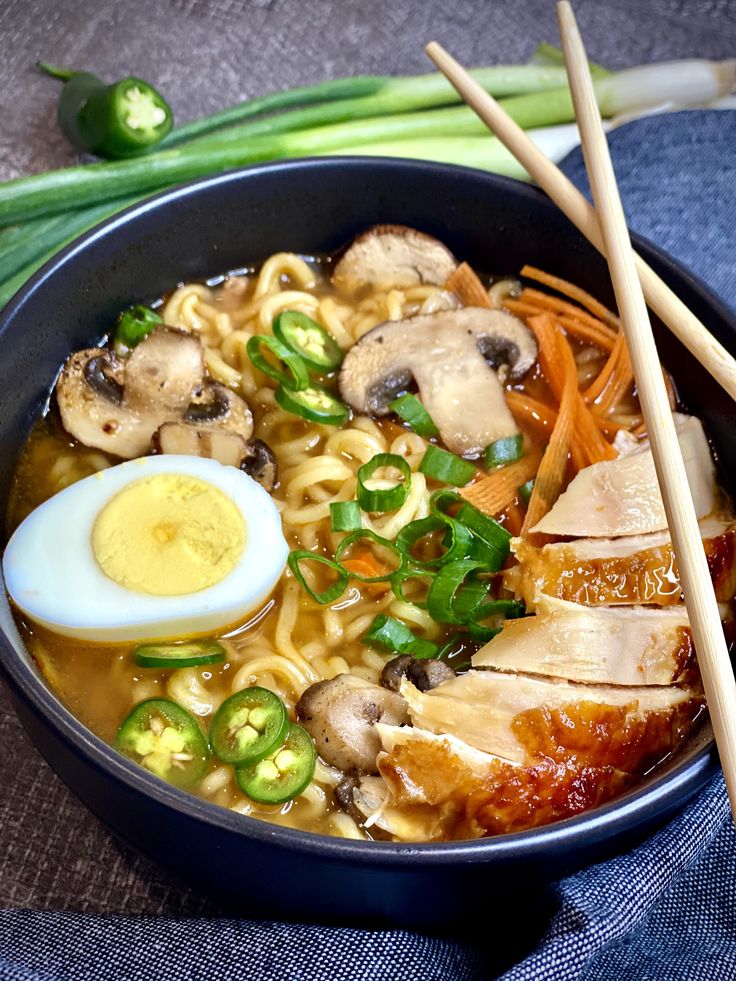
(426, 4, 736, 821)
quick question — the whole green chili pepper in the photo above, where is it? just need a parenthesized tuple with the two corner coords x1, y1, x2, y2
(37, 62, 173, 159)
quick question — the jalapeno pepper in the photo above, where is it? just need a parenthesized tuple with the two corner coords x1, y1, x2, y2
(116, 698, 209, 788)
(274, 382, 349, 426)
(133, 639, 226, 669)
(235, 723, 316, 804)
(272, 311, 343, 372)
(38, 62, 173, 159)
(209, 687, 289, 766)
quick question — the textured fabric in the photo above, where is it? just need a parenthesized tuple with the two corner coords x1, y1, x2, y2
(0, 107, 734, 981)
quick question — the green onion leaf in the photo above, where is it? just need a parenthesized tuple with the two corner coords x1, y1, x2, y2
(390, 568, 435, 609)
(246, 334, 310, 390)
(329, 500, 362, 532)
(114, 304, 162, 349)
(363, 614, 438, 659)
(419, 445, 476, 486)
(335, 529, 404, 582)
(484, 434, 524, 469)
(389, 393, 439, 438)
(395, 514, 472, 568)
(427, 560, 490, 624)
(518, 479, 535, 504)
(356, 453, 411, 512)
(455, 500, 511, 571)
(467, 598, 525, 642)
(287, 551, 348, 604)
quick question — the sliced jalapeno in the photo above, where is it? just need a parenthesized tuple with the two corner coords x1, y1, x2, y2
(275, 383, 349, 425)
(116, 698, 209, 788)
(235, 723, 316, 804)
(273, 310, 343, 371)
(133, 639, 226, 669)
(209, 687, 289, 766)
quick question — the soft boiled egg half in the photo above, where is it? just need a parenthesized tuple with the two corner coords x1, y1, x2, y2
(3, 455, 288, 642)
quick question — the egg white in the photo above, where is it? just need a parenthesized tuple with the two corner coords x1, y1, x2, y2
(2, 455, 288, 642)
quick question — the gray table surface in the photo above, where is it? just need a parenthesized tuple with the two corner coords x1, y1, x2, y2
(1, 0, 735, 918)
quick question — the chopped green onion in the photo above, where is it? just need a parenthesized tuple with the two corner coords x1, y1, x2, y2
(287, 551, 348, 604)
(456, 500, 511, 571)
(246, 335, 310, 390)
(114, 304, 162, 349)
(275, 383, 349, 425)
(419, 445, 476, 487)
(335, 529, 404, 582)
(428, 488, 462, 518)
(363, 614, 438, 659)
(467, 599, 525, 643)
(395, 514, 472, 569)
(329, 500, 362, 532)
(273, 310, 343, 371)
(356, 453, 411, 512)
(389, 393, 439, 438)
(435, 632, 466, 662)
(426, 560, 488, 624)
(484, 434, 524, 469)
(390, 568, 435, 609)
(518, 479, 535, 504)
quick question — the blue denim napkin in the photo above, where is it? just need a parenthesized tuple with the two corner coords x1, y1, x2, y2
(1, 110, 735, 981)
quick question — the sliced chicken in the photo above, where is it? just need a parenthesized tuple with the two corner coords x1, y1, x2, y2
(505, 516, 736, 607)
(531, 415, 717, 537)
(400, 671, 701, 769)
(471, 596, 695, 685)
(353, 724, 632, 841)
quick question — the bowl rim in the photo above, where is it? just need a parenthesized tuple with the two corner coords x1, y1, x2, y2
(0, 156, 728, 867)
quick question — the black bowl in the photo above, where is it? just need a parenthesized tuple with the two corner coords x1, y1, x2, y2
(0, 159, 732, 927)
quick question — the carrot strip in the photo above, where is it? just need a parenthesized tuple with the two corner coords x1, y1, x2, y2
(584, 331, 626, 403)
(502, 501, 524, 537)
(522, 320, 578, 534)
(445, 262, 493, 308)
(520, 265, 620, 329)
(521, 288, 618, 342)
(341, 548, 390, 580)
(504, 297, 616, 352)
(506, 390, 558, 434)
(460, 454, 539, 516)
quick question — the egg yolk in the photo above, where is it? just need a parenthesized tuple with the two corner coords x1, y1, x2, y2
(91, 473, 245, 596)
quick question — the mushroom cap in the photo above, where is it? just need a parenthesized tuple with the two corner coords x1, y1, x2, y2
(296, 674, 409, 774)
(338, 307, 537, 457)
(332, 224, 457, 290)
(56, 327, 253, 459)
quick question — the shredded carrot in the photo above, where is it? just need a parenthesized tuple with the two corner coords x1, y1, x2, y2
(340, 549, 392, 593)
(503, 297, 616, 352)
(522, 319, 578, 534)
(584, 331, 626, 404)
(445, 262, 493, 308)
(520, 288, 618, 345)
(460, 453, 539, 516)
(506, 390, 558, 435)
(520, 265, 620, 329)
(525, 312, 616, 471)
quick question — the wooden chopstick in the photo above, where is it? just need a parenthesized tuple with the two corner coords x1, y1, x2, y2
(558, 1, 736, 816)
(425, 42, 736, 403)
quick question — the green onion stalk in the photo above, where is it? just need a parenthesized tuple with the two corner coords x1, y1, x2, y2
(0, 57, 733, 308)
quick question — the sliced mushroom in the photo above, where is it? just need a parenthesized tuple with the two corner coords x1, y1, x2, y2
(332, 225, 457, 290)
(56, 327, 253, 459)
(240, 438, 278, 492)
(338, 308, 537, 456)
(152, 424, 248, 466)
(381, 655, 457, 693)
(296, 674, 409, 774)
